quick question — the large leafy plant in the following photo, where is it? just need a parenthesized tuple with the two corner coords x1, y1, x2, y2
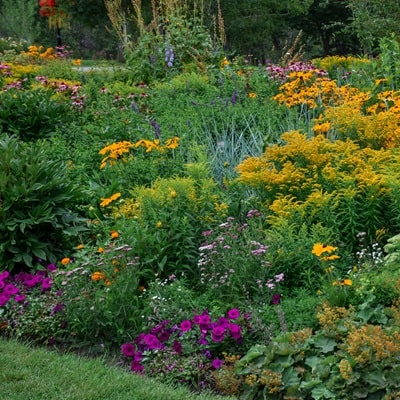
(0, 88, 70, 141)
(0, 135, 86, 270)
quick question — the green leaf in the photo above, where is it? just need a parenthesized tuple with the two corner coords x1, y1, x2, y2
(312, 335, 337, 353)
(364, 370, 386, 387)
(311, 385, 336, 399)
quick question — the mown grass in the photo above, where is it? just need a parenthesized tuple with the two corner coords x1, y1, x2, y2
(0, 338, 235, 400)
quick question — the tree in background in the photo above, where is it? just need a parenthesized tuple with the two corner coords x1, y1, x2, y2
(217, 0, 313, 63)
(348, 0, 400, 55)
(293, 0, 358, 57)
(0, 0, 39, 43)
(104, 0, 225, 81)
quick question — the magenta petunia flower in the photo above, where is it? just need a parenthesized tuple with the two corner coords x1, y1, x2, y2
(143, 333, 162, 350)
(46, 263, 57, 272)
(158, 330, 171, 342)
(131, 360, 144, 374)
(217, 317, 230, 328)
(172, 340, 182, 355)
(229, 323, 242, 340)
(14, 294, 26, 303)
(41, 277, 53, 291)
(227, 308, 240, 320)
(0, 270, 9, 281)
(211, 326, 225, 342)
(180, 319, 192, 332)
(211, 358, 224, 369)
(0, 293, 10, 307)
(272, 294, 281, 305)
(3, 284, 19, 296)
(121, 342, 136, 357)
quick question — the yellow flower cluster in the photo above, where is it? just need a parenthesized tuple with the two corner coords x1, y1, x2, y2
(343, 324, 400, 365)
(99, 141, 134, 169)
(317, 303, 352, 338)
(21, 45, 57, 61)
(99, 137, 179, 169)
(338, 358, 354, 380)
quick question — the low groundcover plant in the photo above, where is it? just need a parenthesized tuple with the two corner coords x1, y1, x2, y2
(121, 308, 254, 388)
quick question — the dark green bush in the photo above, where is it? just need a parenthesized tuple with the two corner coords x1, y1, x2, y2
(0, 88, 70, 141)
(0, 135, 86, 271)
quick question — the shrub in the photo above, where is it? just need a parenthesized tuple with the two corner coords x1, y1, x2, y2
(0, 88, 70, 141)
(0, 135, 86, 271)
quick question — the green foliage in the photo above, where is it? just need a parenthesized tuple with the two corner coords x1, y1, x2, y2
(56, 243, 146, 347)
(347, 0, 400, 55)
(0, 88, 70, 141)
(125, 12, 217, 83)
(111, 171, 227, 284)
(233, 295, 400, 399)
(0, 135, 86, 270)
(195, 211, 280, 305)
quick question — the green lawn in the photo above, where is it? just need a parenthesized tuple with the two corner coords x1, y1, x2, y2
(0, 338, 235, 400)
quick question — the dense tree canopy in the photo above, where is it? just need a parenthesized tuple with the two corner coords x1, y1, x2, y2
(0, 0, 399, 60)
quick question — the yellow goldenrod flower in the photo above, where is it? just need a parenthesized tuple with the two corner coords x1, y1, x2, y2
(156, 221, 163, 228)
(170, 190, 177, 198)
(61, 257, 71, 265)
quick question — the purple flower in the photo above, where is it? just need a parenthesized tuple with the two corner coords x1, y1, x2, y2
(41, 277, 53, 291)
(212, 326, 225, 342)
(121, 342, 136, 357)
(198, 335, 208, 346)
(0, 293, 10, 307)
(272, 294, 281, 305)
(52, 303, 65, 315)
(3, 284, 19, 296)
(172, 340, 182, 355)
(46, 263, 57, 272)
(143, 333, 162, 350)
(227, 308, 240, 320)
(228, 323, 242, 340)
(217, 317, 230, 328)
(131, 360, 144, 374)
(211, 358, 224, 369)
(204, 350, 212, 359)
(0, 270, 9, 281)
(158, 330, 171, 342)
(180, 320, 192, 332)
(14, 294, 26, 303)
